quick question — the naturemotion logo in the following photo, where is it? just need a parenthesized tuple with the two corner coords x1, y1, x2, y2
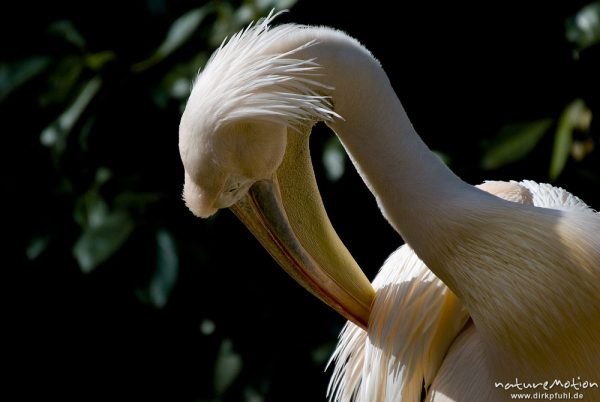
(494, 377, 598, 392)
(495, 377, 598, 400)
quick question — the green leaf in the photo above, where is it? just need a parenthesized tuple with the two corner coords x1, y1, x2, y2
(39, 56, 84, 107)
(209, 2, 236, 47)
(148, 229, 179, 308)
(233, 4, 255, 25)
(132, 5, 212, 72)
(213, 339, 242, 397)
(48, 20, 86, 49)
(550, 99, 592, 180)
(40, 76, 102, 154)
(85, 51, 116, 71)
(481, 119, 553, 170)
(322, 135, 346, 181)
(160, 52, 209, 103)
(0, 57, 51, 102)
(566, 1, 600, 55)
(94, 167, 112, 186)
(86, 197, 110, 229)
(73, 167, 112, 227)
(159, 7, 211, 55)
(256, 0, 298, 12)
(73, 209, 134, 273)
(26, 235, 51, 261)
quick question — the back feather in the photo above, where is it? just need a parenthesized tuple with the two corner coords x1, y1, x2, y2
(327, 181, 597, 402)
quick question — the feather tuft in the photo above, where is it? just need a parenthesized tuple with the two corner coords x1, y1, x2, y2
(186, 10, 341, 133)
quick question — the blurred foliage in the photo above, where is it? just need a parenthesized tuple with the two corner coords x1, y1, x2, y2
(478, 1, 599, 183)
(18, 0, 298, 279)
(480, 118, 553, 171)
(480, 99, 594, 180)
(7, 0, 599, 401)
(567, 1, 600, 57)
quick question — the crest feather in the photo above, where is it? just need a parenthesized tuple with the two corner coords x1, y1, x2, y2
(188, 10, 341, 131)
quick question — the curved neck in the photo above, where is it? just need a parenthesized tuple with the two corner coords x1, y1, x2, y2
(288, 28, 475, 253)
(279, 28, 600, 377)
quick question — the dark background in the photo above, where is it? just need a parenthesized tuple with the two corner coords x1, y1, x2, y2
(6, 1, 599, 400)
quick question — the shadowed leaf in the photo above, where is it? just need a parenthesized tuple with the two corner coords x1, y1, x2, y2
(214, 338, 243, 397)
(566, 1, 600, 55)
(0, 57, 51, 102)
(48, 20, 86, 49)
(550, 99, 592, 180)
(322, 135, 346, 181)
(269, 0, 298, 9)
(39, 56, 84, 107)
(73, 210, 134, 273)
(481, 119, 553, 170)
(85, 51, 116, 71)
(40, 76, 102, 154)
(26, 235, 51, 261)
(132, 5, 212, 72)
(148, 229, 179, 308)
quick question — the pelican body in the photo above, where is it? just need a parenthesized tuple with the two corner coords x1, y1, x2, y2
(179, 12, 600, 401)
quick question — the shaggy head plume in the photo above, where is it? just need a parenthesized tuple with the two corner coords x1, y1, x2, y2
(179, 11, 341, 217)
(181, 10, 340, 135)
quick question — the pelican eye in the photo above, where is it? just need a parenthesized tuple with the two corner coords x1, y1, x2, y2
(214, 176, 254, 209)
(226, 184, 239, 194)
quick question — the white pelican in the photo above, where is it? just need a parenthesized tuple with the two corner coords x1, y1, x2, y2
(179, 12, 600, 401)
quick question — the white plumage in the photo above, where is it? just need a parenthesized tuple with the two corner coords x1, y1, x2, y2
(179, 12, 600, 402)
(328, 180, 599, 401)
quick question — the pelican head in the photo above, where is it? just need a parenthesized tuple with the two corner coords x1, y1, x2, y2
(179, 13, 374, 328)
(180, 116, 287, 218)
